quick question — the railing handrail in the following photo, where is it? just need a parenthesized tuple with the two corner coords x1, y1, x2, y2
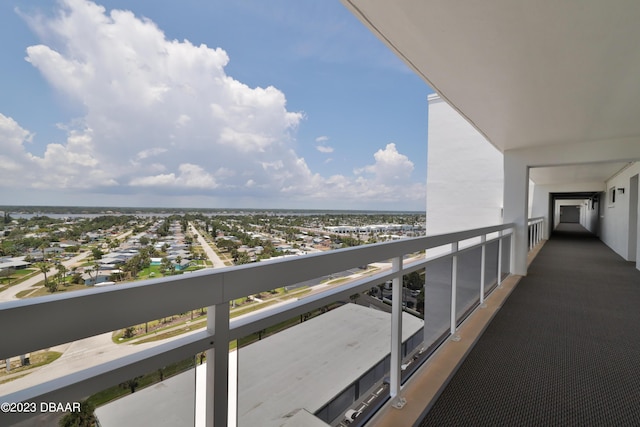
(528, 216, 544, 224)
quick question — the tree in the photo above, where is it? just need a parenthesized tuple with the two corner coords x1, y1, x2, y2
(57, 263, 68, 287)
(40, 242, 48, 262)
(403, 271, 424, 291)
(85, 262, 100, 285)
(91, 247, 103, 260)
(37, 262, 52, 290)
(0, 267, 15, 286)
(236, 252, 250, 265)
(160, 257, 172, 275)
(120, 376, 142, 393)
(58, 400, 96, 427)
(123, 326, 136, 339)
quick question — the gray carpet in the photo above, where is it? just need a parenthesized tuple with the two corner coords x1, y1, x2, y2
(418, 223, 640, 426)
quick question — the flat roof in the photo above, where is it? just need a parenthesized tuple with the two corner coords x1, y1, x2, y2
(95, 365, 196, 427)
(238, 303, 423, 426)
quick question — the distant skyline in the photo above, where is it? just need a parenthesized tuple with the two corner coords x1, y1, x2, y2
(0, 0, 433, 211)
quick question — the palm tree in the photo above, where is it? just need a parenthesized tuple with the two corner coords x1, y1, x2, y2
(120, 376, 142, 393)
(58, 400, 96, 427)
(57, 263, 68, 287)
(37, 262, 50, 287)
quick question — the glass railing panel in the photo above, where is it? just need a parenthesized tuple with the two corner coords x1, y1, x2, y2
(484, 240, 499, 297)
(401, 268, 426, 383)
(455, 246, 482, 322)
(501, 237, 511, 280)
(0, 319, 201, 426)
(92, 355, 197, 427)
(423, 257, 452, 351)
(236, 290, 417, 427)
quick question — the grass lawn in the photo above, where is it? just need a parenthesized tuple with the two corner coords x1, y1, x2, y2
(0, 268, 38, 289)
(132, 320, 207, 345)
(87, 356, 197, 408)
(113, 312, 208, 344)
(0, 351, 62, 384)
(27, 283, 91, 298)
(138, 265, 164, 279)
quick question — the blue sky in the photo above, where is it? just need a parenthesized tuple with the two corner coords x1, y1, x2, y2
(0, 0, 433, 211)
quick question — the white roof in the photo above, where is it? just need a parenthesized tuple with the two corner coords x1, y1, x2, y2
(238, 303, 423, 426)
(95, 365, 196, 427)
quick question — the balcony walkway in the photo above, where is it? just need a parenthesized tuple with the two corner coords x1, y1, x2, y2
(418, 223, 640, 426)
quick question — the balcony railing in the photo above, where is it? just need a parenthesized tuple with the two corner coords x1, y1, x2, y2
(528, 217, 545, 250)
(0, 220, 536, 426)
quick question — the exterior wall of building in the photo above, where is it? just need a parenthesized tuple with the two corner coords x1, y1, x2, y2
(600, 162, 640, 263)
(426, 94, 504, 235)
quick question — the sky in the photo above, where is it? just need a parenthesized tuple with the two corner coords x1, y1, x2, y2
(0, 0, 433, 211)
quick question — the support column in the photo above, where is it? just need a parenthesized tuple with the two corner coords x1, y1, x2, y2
(504, 151, 529, 276)
(206, 303, 230, 427)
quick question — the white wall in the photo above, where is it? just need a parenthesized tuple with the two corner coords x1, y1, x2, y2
(583, 197, 600, 233)
(426, 94, 504, 235)
(600, 162, 640, 262)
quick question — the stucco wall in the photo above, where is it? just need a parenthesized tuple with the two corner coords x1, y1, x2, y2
(426, 95, 504, 235)
(600, 163, 640, 261)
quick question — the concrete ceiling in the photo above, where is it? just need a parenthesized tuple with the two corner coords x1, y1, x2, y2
(342, 0, 640, 153)
(530, 162, 632, 186)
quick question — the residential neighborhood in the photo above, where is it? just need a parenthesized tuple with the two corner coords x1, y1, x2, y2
(1, 210, 425, 297)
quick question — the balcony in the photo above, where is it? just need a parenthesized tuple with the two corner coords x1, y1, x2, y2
(1, 220, 536, 426)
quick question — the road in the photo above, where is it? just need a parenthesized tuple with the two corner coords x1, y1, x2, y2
(188, 222, 226, 268)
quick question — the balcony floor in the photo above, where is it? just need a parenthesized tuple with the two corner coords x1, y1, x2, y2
(418, 223, 640, 426)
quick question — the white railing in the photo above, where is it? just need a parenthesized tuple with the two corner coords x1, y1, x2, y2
(528, 217, 545, 250)
(0, 222, 520, 426)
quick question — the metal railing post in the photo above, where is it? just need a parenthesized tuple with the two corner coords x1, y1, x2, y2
(480, 235, 486, 306)
(206, 303, 231, 427)
(450, 242, 459, 339)
(390, 255, 406, 408)
(538, 221, 542, 244)
(497, 231, 503, 286)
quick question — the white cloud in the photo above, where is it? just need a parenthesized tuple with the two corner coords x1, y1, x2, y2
(134, 147, 168, 161)
(130, 163, 217, 189)
(1, 0, 425, 209)
(316, 145, 334, 153)
(315, 135, 333, 153)
(354, 143, 414, 182)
